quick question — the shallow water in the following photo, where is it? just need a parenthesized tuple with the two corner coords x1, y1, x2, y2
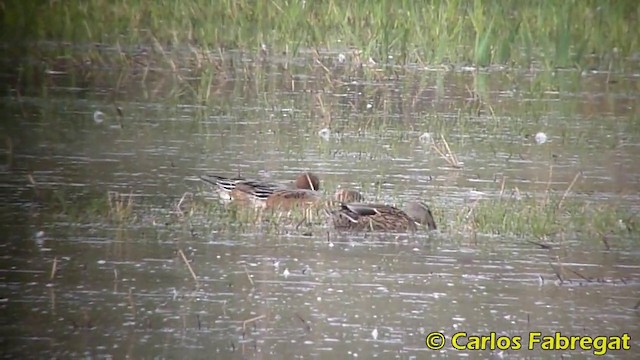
(1, 47, 639, 358)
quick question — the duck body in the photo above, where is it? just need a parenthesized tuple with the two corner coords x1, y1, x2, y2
(200, 172, 321, 210)
(327, 201, 437, 232)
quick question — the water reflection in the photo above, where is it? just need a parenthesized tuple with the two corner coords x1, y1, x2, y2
(1, 48, 639, 358)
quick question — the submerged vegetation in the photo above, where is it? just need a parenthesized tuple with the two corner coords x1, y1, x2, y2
(3, 0, 639, 69)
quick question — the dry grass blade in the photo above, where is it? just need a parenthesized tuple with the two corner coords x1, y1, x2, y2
(431, 135, 463, 168)
(174, 192, 193, 217)
(499, 176, 507, 198)
(312, 48, 331, 74)
(27, 174, 36, 186)
(244, 265, 254, 286)
(544, 165, 553, 207)
(27, 173, 43, 200)
(305, 173, 316, 191)
(50, 256, 58, 281)
(150, 34, 177, 73)
(178, 249, 199, 285)
(243, 314, 266, 332)
(557, 172, 582, 210)
(316, 94, 332, 127)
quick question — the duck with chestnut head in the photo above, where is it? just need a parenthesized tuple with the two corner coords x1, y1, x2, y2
(200, 171, 321, 210)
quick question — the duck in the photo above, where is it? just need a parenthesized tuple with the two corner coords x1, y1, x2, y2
(327, 201, 437, 232)
(200, 172, 321, 210)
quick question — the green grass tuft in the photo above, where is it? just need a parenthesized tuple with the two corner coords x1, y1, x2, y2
(457, 190, 638, 240)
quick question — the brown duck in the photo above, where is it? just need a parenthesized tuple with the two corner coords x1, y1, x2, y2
(327, 201, 437, 232)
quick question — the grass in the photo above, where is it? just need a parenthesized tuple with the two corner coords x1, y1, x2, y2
(106, 191, 136, 224)
(3, 0, 638, 70)
(26, 180, 139, 226)
(468, 192, 637, 241)
(455, 173, 638, 241)
(189, 193, 328, 235)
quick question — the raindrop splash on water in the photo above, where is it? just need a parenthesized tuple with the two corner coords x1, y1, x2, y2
(93, 110, 105, 124)
(535, 132, 548, 144)
(35, 230, 46, 247)
(318, 128, 331, 141)
(419, 132, 433, 144)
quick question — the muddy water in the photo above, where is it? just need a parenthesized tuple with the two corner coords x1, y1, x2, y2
(1, 51, 639, 358)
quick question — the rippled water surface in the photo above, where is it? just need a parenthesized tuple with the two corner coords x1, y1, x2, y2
(1, 48, 640, 358)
